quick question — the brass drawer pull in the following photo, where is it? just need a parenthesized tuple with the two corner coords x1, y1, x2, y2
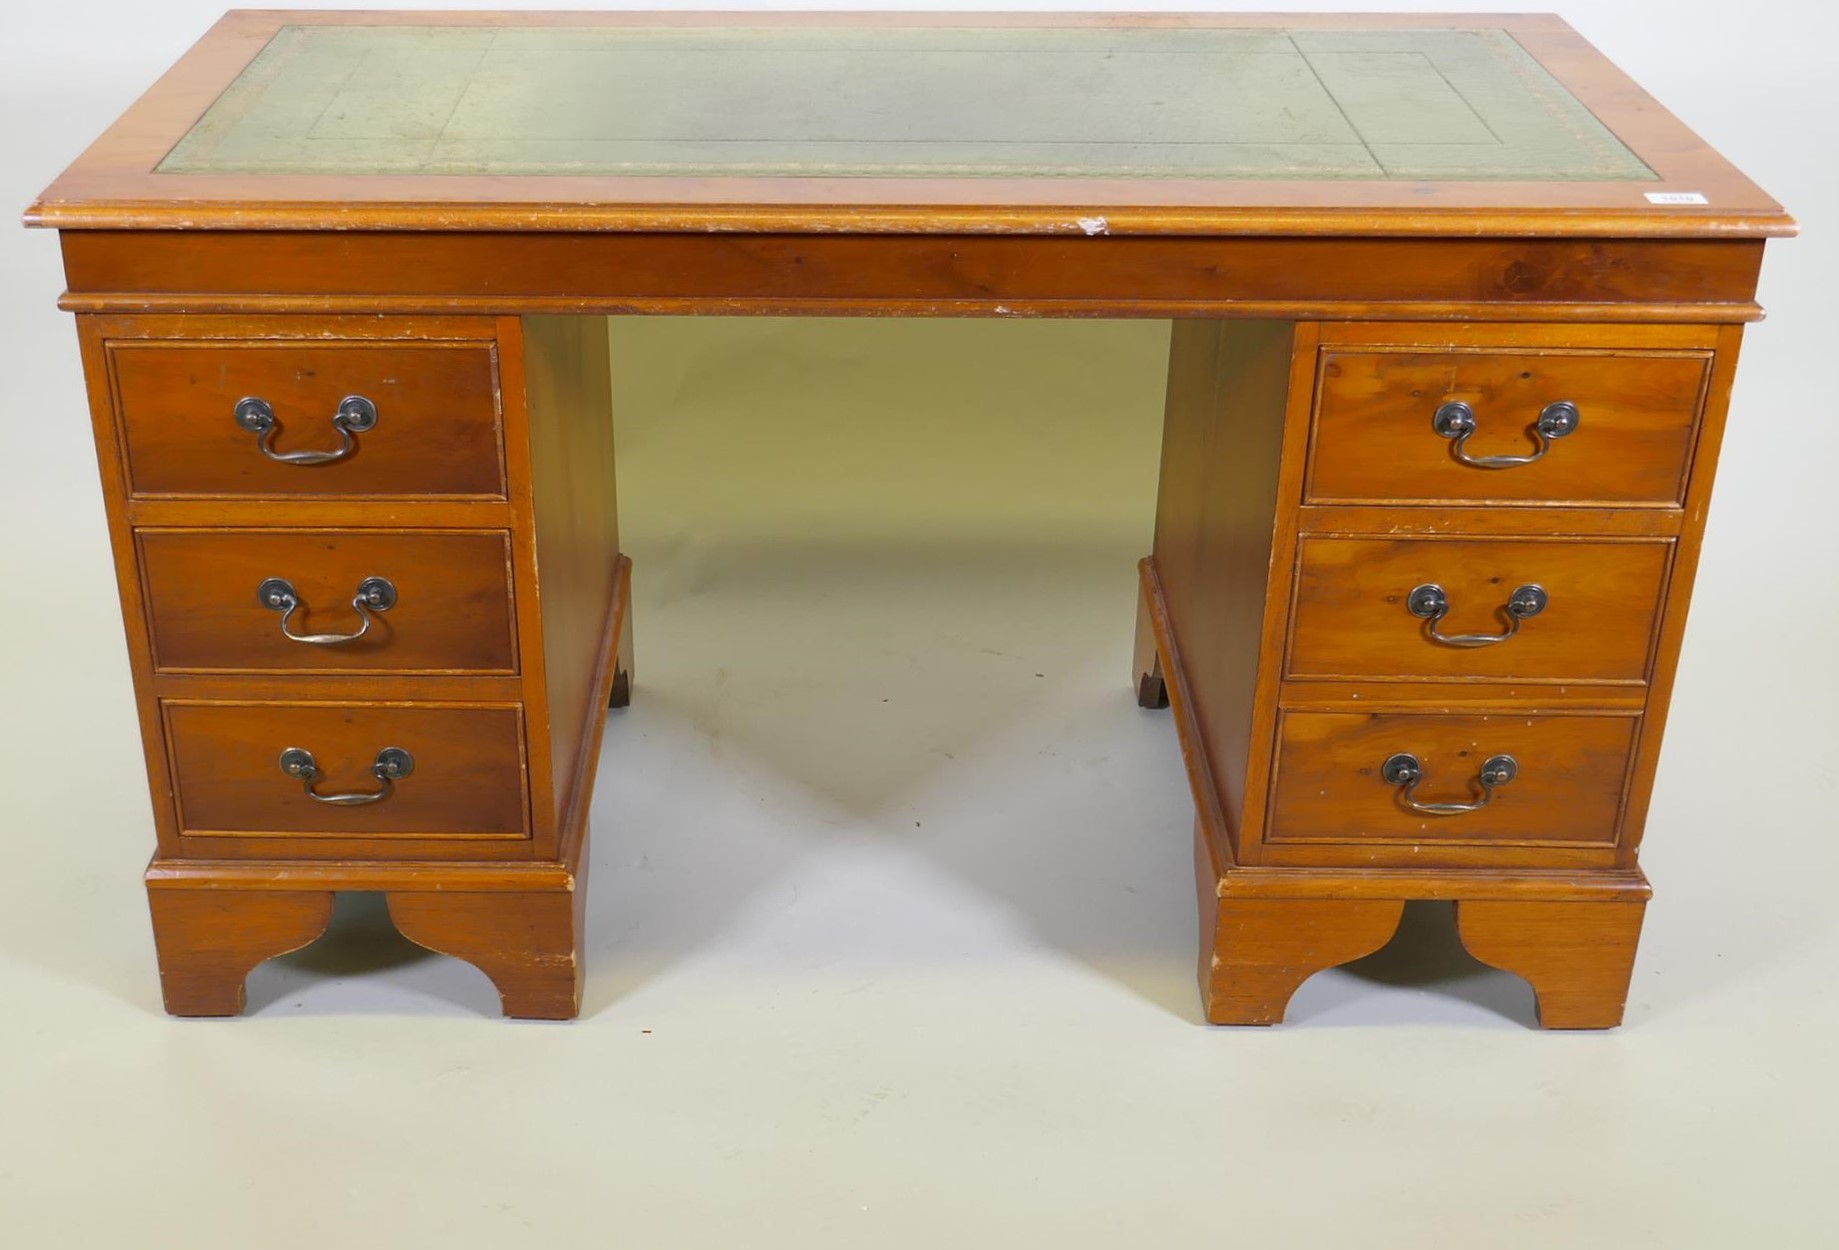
(1381, 752, 1517, 815)
(258, 576, 396, 646)
(1432, 399, 1579, 469)
(233, 394, 378, 465)
(1407, 582, 1547, 647)
(278, 746, 414, 806)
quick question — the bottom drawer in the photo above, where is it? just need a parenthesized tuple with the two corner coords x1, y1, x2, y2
(165, 702, 529, 839)
(1267, 711, 1636, 846)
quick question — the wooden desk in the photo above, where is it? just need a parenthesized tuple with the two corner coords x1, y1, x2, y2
(26, 11, 1791, 1026)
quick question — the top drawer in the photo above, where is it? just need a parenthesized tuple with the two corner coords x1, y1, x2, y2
(1306, 345, 1711, 507)
(108, 339, 506, 498)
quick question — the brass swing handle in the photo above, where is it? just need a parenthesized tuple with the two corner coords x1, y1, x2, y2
(1407, 583, 1547, 648)
(234, 394, 378, 465)
(278, 746, 414, 807)
(1381, 752, 1517, 816)
(258, 576, 396, 646)
(1432, 399, 1579, 469)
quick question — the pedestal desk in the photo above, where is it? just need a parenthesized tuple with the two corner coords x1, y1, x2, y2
(26, 11, 1791, 1025)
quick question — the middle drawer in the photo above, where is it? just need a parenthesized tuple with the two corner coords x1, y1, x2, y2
(140, 529, 518, 674)
(1286, 535, 1669, 684)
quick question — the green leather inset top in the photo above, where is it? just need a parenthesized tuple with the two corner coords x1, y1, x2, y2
(160, 25, 1655, 181)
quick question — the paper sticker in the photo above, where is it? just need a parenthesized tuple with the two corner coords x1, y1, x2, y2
(1646, 191, 1710, 205)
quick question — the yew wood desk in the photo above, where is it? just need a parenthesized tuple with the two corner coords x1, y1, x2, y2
(26, 11, 1791, 1026)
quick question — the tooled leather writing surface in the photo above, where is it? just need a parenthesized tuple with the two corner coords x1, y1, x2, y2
(160, 24, 1654, 182)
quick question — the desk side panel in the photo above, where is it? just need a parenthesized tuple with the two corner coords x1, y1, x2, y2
(514, 316, 622, 845)
(1616, 321, 1747, 864)
(74, 314, 182, 856)
(1152, 320, 1300, 863)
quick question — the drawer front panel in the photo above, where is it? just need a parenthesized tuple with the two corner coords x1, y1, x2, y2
(111, 340, 505, 497)
(1287, 537, 1669, 683)
(141, 529, 517, 674)
(1268, 711, 1636, 846)
(165, 703, 528, 838)
(1308, 348, 1709, 505)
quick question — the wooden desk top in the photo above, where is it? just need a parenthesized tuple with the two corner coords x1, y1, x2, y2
(26, 10, 1790, 238)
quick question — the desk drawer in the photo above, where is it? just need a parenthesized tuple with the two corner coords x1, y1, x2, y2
(110, 339, 505, 498)
(139, 529, 518, 674)
(165, 702, 529, 839)
(1267, 711, 1635, 847)
(1286, 536, 1669, 684)
(1307, 345, 1709, 506)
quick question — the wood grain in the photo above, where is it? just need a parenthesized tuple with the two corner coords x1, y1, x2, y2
(519, 316, 622, 829)
(146, 858, 575, 893)
(138, 547, 627, 1017)
(146, 887, 335, 1016)
(58, 232, 1768, 319)
(1308, 344, 1712, 507)
(35, 14, 1789, 1025)
(1140, 559, 1231, 852)
(1214, 864, 1650, 904)
(1285, 535, 1671, 684)
(1154, 546, 1656, 1027)
(163, 701, 529, 840)
(137, 528, 517, 674)
(1150, 321, 1297, 861)
(75, 314, 184, 860)
(1455, 899, 1647, 1028)
(1267, 711, 1639, 848)
(23, 12, 1791, 238)
(1276, 681, 1647, 714)
(1296, 502, 1685, 540)
(108, 337, 506, 498)
(1199, 889, 1406, 1025)
(1615, 323, 1749, 864)
(388, 889, 582, 1020)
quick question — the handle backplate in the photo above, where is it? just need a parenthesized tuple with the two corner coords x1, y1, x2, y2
(258, 575, 396, 646)
(1407, 582, 1548, 647)
(234, 394, 378, 465)
(1432, 399, 1579, 469)
(1381, 751, 1518, 816)
(278, 746, 414, 806)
